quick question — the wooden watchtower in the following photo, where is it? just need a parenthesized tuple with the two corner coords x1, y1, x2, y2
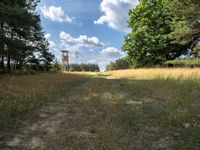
(62, 50, 69, 71)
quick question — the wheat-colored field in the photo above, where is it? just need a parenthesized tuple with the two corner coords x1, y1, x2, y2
(106, 68, 200, 80)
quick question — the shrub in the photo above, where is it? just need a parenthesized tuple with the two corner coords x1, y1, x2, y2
(164, 59, 200, 68)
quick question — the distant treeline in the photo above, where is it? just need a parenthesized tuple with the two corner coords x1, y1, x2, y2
(69, 63, 100, 72)
(0, 0, 54, 73)
(106, 57, 131, 71)
(106, 57, 200, 71)
(52, 61, 100, 72)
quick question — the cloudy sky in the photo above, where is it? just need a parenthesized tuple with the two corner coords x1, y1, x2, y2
(38, 0, 139, 70)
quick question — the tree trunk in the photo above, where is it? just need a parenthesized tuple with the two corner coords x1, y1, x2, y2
(7, 48, 11, 71)
(0, 45, 4, 73)
(7, 29, 14, 71)
(7, 0, 15, 72)
(0, 21, 5, 73)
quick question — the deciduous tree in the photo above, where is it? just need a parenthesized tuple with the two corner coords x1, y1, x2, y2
(123, 0, 190, 67)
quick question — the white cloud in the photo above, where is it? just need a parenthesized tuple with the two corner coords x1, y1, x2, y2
(101, 47, 123, 57)
(41, 5, 73, 23)
(59, 31, 104, 48)
(94, 0, 139, 32)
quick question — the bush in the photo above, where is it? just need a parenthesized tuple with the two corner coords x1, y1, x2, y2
(164, 59, 200, 68)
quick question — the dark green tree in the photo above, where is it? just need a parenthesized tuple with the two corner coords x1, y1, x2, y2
(171, 0, 200, 57)
(0, 0, 54, 73)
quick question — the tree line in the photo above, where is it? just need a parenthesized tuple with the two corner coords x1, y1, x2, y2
(69, 63, 100, 72)
(122, 0, 200, 68)
(51, 60, 100, 72)
(106, 57, 131, 71)
(0, 0, 54, 73)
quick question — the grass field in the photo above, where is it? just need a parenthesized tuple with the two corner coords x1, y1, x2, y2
(0, 73, 89, 135)
(0, 69, 200, 149)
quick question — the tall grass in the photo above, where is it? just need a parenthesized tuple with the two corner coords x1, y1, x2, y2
(107, 68, 200, 80)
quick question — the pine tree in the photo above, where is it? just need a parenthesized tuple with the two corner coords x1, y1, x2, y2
(0, 0, 54, 73)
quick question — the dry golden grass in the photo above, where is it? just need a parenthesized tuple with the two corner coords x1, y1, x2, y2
(105, 68, 200, 149)
(0, 70, 199, 149)
(0, 73, 85, 134)
(64, 71, 98, 76)
(106, 68, 200, 80)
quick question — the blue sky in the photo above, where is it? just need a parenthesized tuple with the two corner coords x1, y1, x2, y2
(38, 0, 139, 70)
